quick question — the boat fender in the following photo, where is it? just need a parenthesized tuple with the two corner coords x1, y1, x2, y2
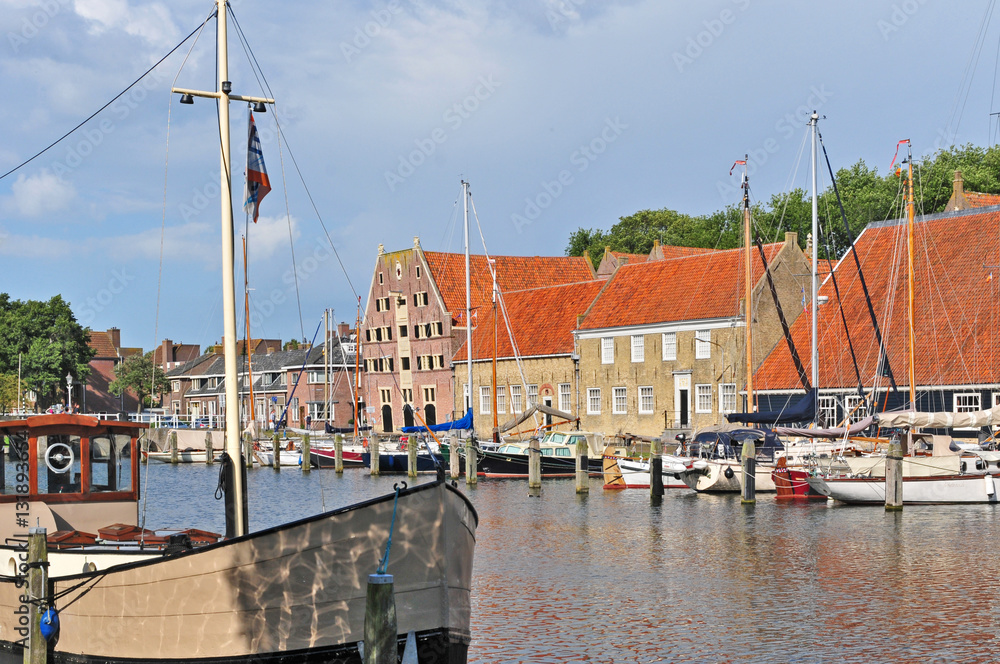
(40, 607, 59, 641)
(673, 473, 681, 480)
(961, 461, 967, 474)
(724, 467, 735, 479)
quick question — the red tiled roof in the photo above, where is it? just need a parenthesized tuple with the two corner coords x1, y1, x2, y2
(88, 331, 118, 358)
(610, 251, 648, 264)
(422, 252, 594, 317)
(755, 208, 1000, 390)
(966, 192, 1000, 208)
(580, 243, 784, 329)
(453, 280, 604, 361)
(654, 245, 716, 260)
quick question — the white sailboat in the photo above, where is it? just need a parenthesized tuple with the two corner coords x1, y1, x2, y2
(0, 2, 477, 661)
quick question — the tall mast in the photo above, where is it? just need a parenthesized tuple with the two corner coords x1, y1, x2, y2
(324, 309, 330, 423)
(491, 259, 498, 445)
(243, 236, 256, 428)
(354, 298, 362, 440)
(904, 140, 916, 409)
(741, 158, 754, 412)
(463, 180, 472, 421)
(809, 112, 819, 417)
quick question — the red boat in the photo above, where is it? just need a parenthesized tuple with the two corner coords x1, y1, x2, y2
(772, 457, 826, 499)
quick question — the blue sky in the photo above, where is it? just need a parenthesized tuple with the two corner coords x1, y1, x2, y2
(0, 0, 995, 351)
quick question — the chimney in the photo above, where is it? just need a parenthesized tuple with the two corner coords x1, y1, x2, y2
(338, 322, 350, 337)
(946, 170, 970, 211)
(108, 327, 121, 349)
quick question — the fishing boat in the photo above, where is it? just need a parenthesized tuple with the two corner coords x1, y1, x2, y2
(477, 439, 581, 478)
(0, 3, 477, 661)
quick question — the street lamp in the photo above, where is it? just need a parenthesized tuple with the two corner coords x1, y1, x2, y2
(66, 372, 74, 413)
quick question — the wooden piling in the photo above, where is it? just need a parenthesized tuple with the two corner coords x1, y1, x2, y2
(205, 431, 214, 466)
(370, 437, 380, 476)
(741, 439, 756, 505)
(363, 573, 397, 664)
(575, 437, 589, 495)
(26, 526, 47, 664)
(528, 438, 541, 490)
(301, 434, 311, 473)
(465, 440, 478, 486)
(885, 437, 904, 511)
(650, 437, 664, 498)
(335, 435, 344, 474)
(407, 438, 418, 479)
(272, 432, 281, 471)
(242, 432, 254, 468)
(449, 439, 460, 480)
(169, 431, 178, 464)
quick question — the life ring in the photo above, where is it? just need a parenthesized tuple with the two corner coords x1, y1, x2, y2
(362, 438, 369, 450)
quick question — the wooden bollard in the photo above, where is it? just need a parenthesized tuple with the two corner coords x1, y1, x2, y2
(335, 435, 344, 474)
(885, 437, 904, 511)
(528, 438, 541, 490)
(205, 431, 214, 465)
(575, 437, 589, 494)
(301, 433, 311, 473)
(650, 437, 664, 498)
(272, 432, 281, 471)
(465, 440, 477, 486)
(243, 432, 254, 469)
(169, 430, 178, 465)
(741, 439, 756, 505)
(370, 437, 380, 476)
(363, 573, 397, 664)
(26, 526, 47, 664)
(407, 438, 418, 478)
(449, 439, 460, 480)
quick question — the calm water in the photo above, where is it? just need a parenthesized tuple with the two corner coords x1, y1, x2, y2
(140, 464, 1000, 663)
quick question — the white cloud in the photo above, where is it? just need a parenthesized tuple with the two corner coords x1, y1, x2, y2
(73, 0, 179, 48)
(247, 214, 301, 261)
(0, 231, 75, 258)
(105, 220, 215, 262)
(10, 169, 76, 216)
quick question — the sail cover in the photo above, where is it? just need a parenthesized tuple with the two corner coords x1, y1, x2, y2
(726, 388, 817, 425)
(496, 404, 576, 434)
(400, 410, 473, 433)
(775, 415, 876, 438)
(876, 404, 1000, 429)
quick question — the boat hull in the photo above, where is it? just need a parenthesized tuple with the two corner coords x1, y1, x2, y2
(0, 480, 477, 663)
(477, 451, 601, 478)
(807, 473, 1000, 504)
(308, 447, 366, 468)
(602, 455, 688, 490)
(772, 467, 826, 500)
(361, 452, 445, 473)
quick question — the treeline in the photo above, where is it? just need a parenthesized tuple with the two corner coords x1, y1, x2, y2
(566, 144, 1000, 266)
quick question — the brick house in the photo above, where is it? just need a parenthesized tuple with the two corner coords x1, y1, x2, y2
(360, 237, 595, 434)
(84, 327, 141, 414)
(754, 203, 1000, 436)
(574, 232, 809, 437)
(452, 280, 605, 436)
(153, 339, 201, 372)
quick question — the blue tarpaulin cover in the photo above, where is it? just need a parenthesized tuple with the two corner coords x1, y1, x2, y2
(725, 388, 817, 425)
(400, 409, 472, 433)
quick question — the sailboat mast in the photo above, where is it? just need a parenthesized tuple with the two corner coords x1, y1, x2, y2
(905, 140, 916, 409)
(809, 112, 819, 415)
(463, 181, 472, 421)
(491, 261, 498, 444)
(354, 298, 361, 440)
(742, 158, 754, 412)
(243, 236, 256, 427)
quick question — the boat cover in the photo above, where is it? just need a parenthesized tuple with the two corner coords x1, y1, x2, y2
(400, 409, 472, 433)
(775, 415, 876, 438)
(495, 404, 576, 434)
(324, 423, 373, 434)
(726, 388, 817, 425)
(690, 428, 784, 460)
(876, 404, 1000, 429)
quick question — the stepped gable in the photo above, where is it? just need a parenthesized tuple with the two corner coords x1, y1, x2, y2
(422, 252, 595, 318)
(754, 207, 1000, 391)
(579, 243, 784, 329)
(453, 280, 604, 362)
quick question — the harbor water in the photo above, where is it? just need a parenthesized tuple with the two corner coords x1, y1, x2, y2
(141, 464, 1000, 663)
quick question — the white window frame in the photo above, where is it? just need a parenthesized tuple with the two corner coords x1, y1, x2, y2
(695, 384, 713, 413)
(480, 386, 491, 415)
(528, 384, 539, 408)
(496, 386, 506, 414)
(631, 335, 644, 363)
(613, 387, 627, 414)
(463, 383, 469, 410)
(818, 395, 838, 427)
(558, 383, 571, 412)
(695, 330, 711, 359)
(638, 386, 654, 414)
(720, 383, 737, 414)
(171, 380, 181, 393)
(510, 385, 523, 413)
(601, 337, 614, 364)
(662, 332, 677, 361)
(844, 394, 865, 424)
(955, 392, 981, 413)
(587, 388, 601, 415)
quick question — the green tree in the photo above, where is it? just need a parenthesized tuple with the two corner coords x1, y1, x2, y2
(0, 374, 18, 414)
(284, 338, 300, 351)
(109, 351, 169, 414)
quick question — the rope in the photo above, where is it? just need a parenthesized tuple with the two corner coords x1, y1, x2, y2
(376, 482, 405, 575)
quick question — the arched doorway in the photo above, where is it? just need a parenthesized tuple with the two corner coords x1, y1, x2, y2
(381, 404, 393, 433)
(403, 405, 414, 428)
(424, 404, 437, 426)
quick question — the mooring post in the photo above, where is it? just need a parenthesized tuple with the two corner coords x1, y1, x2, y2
(26, 526, 48, 664)
(363, 573, 397, 664)
(650, 437, 664, 498)
(465, 439, 478, 486)
(205, 431, 214, 466)
(370, 437, 380, 476)
(169, 430, 178, 465)
(242, 431, 254, 468)
(407, 438, 418, 479)
(528, 438, 541, 490)
(575, 437, 589, 495)
(301, 433, 311, 474)
(741, 439, 756, 505)
(272, 432, 281, 471)
(885, 436, 904, 511)
(449, 438, 460, 480)
(335, 435, 344, 474)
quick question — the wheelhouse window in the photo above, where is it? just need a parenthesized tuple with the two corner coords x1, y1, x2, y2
(37, 434, 82, 495)
(89, 434, 133, 493)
